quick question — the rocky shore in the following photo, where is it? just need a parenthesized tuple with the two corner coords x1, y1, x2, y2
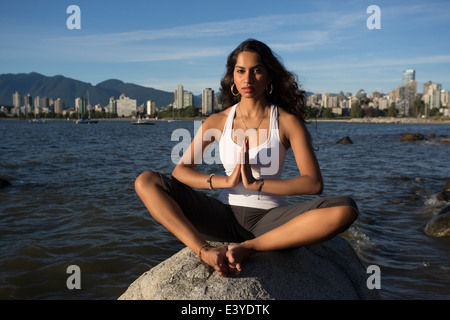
(347, 117, 450, 124)
(119, 236, 381, 300)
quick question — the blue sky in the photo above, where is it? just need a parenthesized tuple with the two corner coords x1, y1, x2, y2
(1, 0, 449, 96)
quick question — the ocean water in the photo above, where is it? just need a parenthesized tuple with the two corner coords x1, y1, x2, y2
(0, 119, 449, 300)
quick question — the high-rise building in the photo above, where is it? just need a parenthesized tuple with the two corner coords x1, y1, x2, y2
(174, 84, 184, 109)
(422, 81, 441, 110)
(441, 90, 449, 108)
(24, 94, 32, 108)
(109, 97, 117, 114)
(214, 95, 222, 112)
(54, 98, 64, 114)
(75, 97, 86, 114)
(202, 88, 214, 115)
(183, 91, 193, 107)
(146, 100, 156, 116)
(395, 80, 417, 115)
(41, 97, 49, 112)
(115, 93, 137, 117)
(34, 96, 41, 114)
(12, 91, 22, 108)
(402, 69, 415, 85)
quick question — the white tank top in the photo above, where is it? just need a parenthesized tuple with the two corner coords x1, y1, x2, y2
(217, 104, 288, 209)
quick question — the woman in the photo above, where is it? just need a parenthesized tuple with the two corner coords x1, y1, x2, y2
(135, 39, 358, 277)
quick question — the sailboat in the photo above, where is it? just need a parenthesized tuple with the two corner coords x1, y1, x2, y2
(76, 118, 98, 124)
(76, 90, 98, 124)
(29, 116, 45, 124)
(132, 116, 154, 125)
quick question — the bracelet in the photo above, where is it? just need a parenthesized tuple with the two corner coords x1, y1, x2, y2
(198, 243, 210, 262)
(207, 173, 215, 190)
(258, 179, 264, 200)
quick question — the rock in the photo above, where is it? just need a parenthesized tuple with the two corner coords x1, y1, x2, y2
(424, 205, 450, 238)
(437, 138, 450, 143)
(444, 181, 450, 191)
(436, 191, 449, 201)
(119, 237, 380, 300)
(399, 133, 424, 142)
(0, 178, 11, 189)
(336, 136, 353, 144)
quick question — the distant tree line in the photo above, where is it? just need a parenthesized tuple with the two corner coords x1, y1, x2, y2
(314, 97, 442, 119)
(154, 106, 205, 119)
(0, 100, 444, 120)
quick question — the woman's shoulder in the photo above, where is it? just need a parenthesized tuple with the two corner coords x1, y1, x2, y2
(276, 106, 308, 146)
(203, 107, 233, 130)
(276, 106, 303, 127)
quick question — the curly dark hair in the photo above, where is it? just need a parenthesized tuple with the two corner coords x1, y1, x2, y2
(220, 39, 308, 123)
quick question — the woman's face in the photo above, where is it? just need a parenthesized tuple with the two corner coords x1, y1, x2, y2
(233, 51, 271, 100)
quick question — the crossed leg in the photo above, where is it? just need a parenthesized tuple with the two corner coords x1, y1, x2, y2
(226, 205, 358, 272)
(135, 171, 234, 276)
(135, 171, 357, 276)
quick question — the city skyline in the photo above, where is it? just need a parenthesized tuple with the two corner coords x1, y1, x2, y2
(1, 0, 449, 96)
(7, 70, 447, 116)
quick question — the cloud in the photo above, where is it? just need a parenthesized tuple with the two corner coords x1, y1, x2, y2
(293, 55, 450, 72)
(50, 13, 310, 46)
(43, 10, 362, 63)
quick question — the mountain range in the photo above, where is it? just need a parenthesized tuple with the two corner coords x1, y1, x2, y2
(0, 72, 202, 109)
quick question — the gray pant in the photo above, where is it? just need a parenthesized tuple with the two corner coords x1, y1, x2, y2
(159, 173, 358, 242)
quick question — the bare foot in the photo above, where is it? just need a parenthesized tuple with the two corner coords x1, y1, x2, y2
(226, 241, 257, 275)
(200, 245, 230, 277)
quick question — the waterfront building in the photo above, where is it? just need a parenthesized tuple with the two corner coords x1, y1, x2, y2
(54, 98, 64, 114)
(41, 97, 49, 112)
(183, 91, 193, 107)
(12, 91, 21, 108)
(306, 93, 320, 108)
(174, 84, 184, 109)
(75, 97, 86, 114)
(115, 93, 137, 117)
(441, 89, 449, 107)
(422, 81, 441, 111)
(109, 97, 117, 114)
(321, 93, 331, 108)
(34, 96, 41, 114)
(378, 97, 389, 110)
(214, 95, 222, 112)
(146, 100, 156, 117)
(24, 94, 33, 113)
(202, 88, 214, 115)
(321, 93, 338, 109)
(388, 89, 396, 104)
(395, 80, 417, 116)
(402, 69, 415, 85)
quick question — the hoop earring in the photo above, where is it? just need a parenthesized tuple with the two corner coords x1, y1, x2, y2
(266, 83, 273, 95)
(231, 84, 240, 96)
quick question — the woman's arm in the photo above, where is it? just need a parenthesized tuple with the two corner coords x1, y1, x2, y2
(172, 113, 241, 190)
(241, 110, 323, 196)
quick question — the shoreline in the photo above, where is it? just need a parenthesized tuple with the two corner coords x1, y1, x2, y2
(2, 116, 449, 124)
(315, 117, 450, 124)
